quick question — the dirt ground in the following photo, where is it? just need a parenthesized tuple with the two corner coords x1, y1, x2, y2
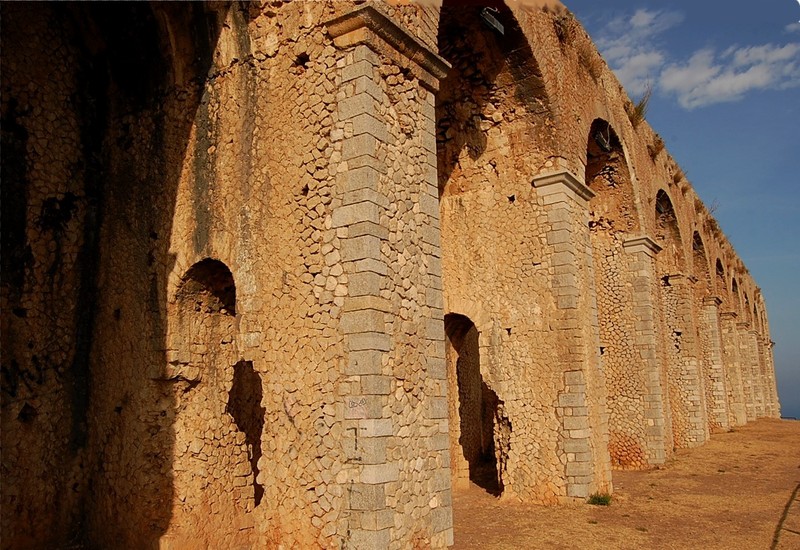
(452, 419, 800, 550)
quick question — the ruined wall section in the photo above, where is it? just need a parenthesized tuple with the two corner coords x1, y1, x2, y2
(1, 5, 91, 546)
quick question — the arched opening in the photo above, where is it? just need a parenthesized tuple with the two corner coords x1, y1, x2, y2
(585, 119, 646, 468)
(166, 259, 259, 543)
(654, 189, 709, 448)
(586, 119, 638, 233)
(731, 278, 740, 312)
(744, 293, 751, 324)
(692, 232, 710, 292)
(715, 259, 726, 303)
(445, 314, 505, 496)
(655, 190, 684, 272)
(177, 258, 237, 316)
(437, 1, 552, 197)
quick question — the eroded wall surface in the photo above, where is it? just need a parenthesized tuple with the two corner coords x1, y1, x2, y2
(1, 1, 780, 548)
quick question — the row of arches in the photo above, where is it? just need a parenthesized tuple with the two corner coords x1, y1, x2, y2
(434, 3, 777, 501)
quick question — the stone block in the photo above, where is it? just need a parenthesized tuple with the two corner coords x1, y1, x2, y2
(343, 295, 391, 313)
(344, 187, 390, 208)
(359, 418, 393, 437)
(342, 60, 374, 83)
(346, 350, 384, 375)
(428, 397, 448, 419)
(361, 462, 399, 484)
(361, 375, 391, 395)
(344, 395, 383, 419)
(348, 332, 391, 352)
(341, 235, 382, 262)
(352, 112, 388, 141)
(341, 309, 385, 334)
(356, 437, 396, 466)
(342, 133, 378, 160)
(339, 93, 375, 120)
(430, 506, 453, 534)
(564, 371, 584, 385)
(427, 357, 446, 380)
(567, 483, 590, 498)
(426, 318, 444, 341)
(350, 258, 388, 275)
(420, 193, 439, 217)
(349, 271, 384, 297)
(349, 482, 387, 511)
(348, 221, 389, 241)
(563, 416, 588, 430)
(558, 393, 585, 407)
(348, 528, 390, 548)
(357, 509, 394, 531)
(340, 165, 381, 193)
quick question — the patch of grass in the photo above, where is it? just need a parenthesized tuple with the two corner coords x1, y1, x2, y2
(553, 13, 573, 45)
(625, 84, 652, 129)
(578, 41, 603, 81)
(648, 134, 664, 161)
(587, 492, 612, 506)
(672, 167, 685, 186)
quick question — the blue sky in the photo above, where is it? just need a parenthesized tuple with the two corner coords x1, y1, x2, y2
(565, 0, 800, 418)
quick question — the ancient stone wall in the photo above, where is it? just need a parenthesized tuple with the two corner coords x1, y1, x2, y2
(1, 2, 780, 548)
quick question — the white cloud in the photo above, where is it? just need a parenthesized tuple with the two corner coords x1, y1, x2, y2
(660, 44, 800, 108)
(786, 22, 800, 33)
(595, 9, 683, 95)
(594, 8, 800, 109)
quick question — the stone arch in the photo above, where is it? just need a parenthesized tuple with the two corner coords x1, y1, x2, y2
(586, 119, 639, 233)
(444, 313, 507, 496)
(692, 232, 711, 292)
(165, 258, 261, 543)
(743, 292, 752, 324)
(715, 259, 727, 303)
(654, 189, 685, 273)
(436, 1, 553, 197)
(654, 188, 708, 448)
(692, 232, 728, 433)
(584, 118, 647, 468)
(731, 277, 740, 314)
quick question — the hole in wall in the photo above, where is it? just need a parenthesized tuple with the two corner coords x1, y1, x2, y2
(17, 402, 37, 423)
(507, 195, 515, 203)
(293, 52, 309, 69)
(226, 360, 265, 507)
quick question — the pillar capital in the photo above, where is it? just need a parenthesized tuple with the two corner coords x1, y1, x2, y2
(622, 236, 662, 257)
(325, 6, 450, 91)
(703, 296, 722, 307)
(532, 169, 594, 205)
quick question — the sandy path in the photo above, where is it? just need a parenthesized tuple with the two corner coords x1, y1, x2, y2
(453, 419, 800, 549)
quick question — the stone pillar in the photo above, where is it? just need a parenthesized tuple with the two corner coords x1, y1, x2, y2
(326, 7, 453, 548)
(622, 236, 669, 465)
(661, 274, 709, 448)
(735, 322, 757, 421)
(765, 340, 781, 418)
(700, 297, 730, 432)
(720, 312, 746, 426)
(749, 329, 766, 418)
(532, 169, 612, 499)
